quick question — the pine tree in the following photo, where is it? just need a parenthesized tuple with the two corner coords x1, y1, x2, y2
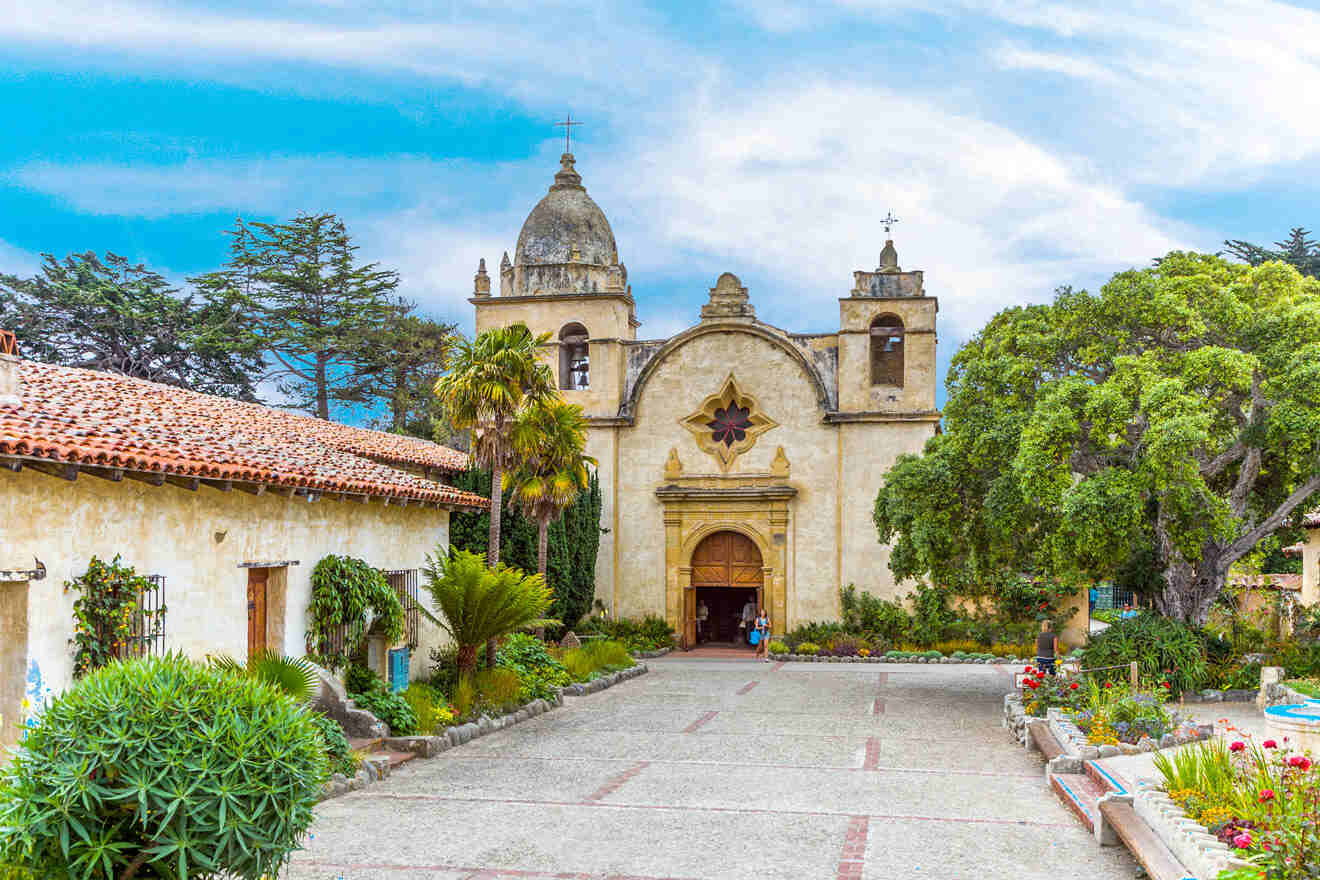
(1224, 227, 1320, 277)
(0, 251, 262, 397)
(362, 303, 458, 434)
(193, 213, 401, 420)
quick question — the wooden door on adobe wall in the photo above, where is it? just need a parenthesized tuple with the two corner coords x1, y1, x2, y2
(247, 569, 267, 661)
(685, 531, 764, 647)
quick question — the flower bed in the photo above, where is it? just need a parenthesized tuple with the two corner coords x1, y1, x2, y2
(770, 648, 1031, 664)
(1151, 724, 1320, 879)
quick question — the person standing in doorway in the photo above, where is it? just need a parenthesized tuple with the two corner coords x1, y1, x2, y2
(754, 607, 771, 661)
(696, 599, 709, 643)
(1035, 619, 1058, 675)
(740, 595, 757, 648)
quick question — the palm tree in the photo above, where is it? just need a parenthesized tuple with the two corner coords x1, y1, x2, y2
(420, 549, 553, 676)
(507, 399, 596, 578)
(436, 324, 554, 662)
(208, 650, 320, 703)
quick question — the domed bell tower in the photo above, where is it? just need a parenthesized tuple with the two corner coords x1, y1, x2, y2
(471, 151, 639, 421)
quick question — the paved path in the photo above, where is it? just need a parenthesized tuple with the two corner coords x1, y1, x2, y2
(289, 658, 1136, 880)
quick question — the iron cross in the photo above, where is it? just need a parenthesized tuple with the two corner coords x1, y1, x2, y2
(555, 113, 583, 153)
(881, 211, 900, 237)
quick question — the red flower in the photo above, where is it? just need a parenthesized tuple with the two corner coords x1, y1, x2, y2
(1230, 741, 1246, 752)
(1232, 831, 1253, 849)
(1069, 683, 1079, 690)
(1103, 681, 1113, 689)
(1258, 789, 1275, 803)
(1025, 666, 1034, 674)
(1263, 740, 1278, 749)
(1160, 682, 1170, 689)
(1288, 756, 1312, 771)
(1026, 679, 1039, 690)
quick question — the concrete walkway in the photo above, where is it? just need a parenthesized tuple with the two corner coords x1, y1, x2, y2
(288, 658, 1136, 880)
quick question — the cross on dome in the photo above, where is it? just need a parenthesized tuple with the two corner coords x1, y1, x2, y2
(555, 113, 583, 154)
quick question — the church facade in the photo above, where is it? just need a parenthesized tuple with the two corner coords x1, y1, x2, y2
(472, 152, 939, 645)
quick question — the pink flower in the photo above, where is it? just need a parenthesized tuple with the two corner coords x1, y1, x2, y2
(1233, 832, 1253, 849)
(1230, 741, 1246, 752)
(1288, 756, 1312, 771)
(1259, 789, 1275, 803)
(1263, 740, 1278, 749)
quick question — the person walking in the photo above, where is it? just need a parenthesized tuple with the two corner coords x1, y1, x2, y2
(754, 607, 771, 662)
(1035, 619, 1058, 675)
(696, 599, 709, 643)
(740, 595, 757, 648)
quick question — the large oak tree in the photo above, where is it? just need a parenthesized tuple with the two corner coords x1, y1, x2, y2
(874, 253, 1320, 624)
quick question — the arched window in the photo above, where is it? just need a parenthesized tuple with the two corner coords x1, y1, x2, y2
(559, 322, 590, 390)
(870, 315, 905, 387)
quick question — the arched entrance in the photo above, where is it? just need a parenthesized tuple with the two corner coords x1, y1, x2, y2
(685, 530, 763, 648)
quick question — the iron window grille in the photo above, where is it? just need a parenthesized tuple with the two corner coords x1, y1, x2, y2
(385, 569, 421, 649)
(126, 575, 167, 659)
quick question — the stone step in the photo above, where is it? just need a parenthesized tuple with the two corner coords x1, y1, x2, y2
(1049, 771, 1108, 834)
(378, 748, 417, 769)
(347, 736, 383, 753)
(1098, 799, 1192, 880)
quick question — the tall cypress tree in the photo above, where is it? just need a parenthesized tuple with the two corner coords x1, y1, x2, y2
(448, 468, 601, 630)
(1224, 227, 1320, 277)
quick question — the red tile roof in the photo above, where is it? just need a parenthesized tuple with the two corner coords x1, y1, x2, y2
(1229, 573, 1302, 591)
(1284, 542, 1305, 558)
(0, 357, 486, 509)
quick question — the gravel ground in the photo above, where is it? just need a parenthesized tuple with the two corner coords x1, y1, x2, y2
(286, 658, 1138, 880)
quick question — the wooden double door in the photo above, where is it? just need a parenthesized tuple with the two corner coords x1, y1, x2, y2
(684, 531, 763, 649)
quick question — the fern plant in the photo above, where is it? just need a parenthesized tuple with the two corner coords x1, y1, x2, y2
(305, 555, 404, 670)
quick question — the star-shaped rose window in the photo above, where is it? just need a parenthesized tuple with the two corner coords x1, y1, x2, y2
(707, 401, 752, 447)
(679, 375, 778, 472)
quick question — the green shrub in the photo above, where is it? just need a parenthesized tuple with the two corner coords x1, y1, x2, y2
(308, 710, 356, 776)
(579, 615, 675, 651)
(785, 622, 848, 649)
(401, 682, 454, 735)
(497, 632, 570, 701)
(561, 639, 634, 681)
(839, 584, 910, 643)
(474, 667, 524, 711)
(797, 642, 820, 655)
(66, 555, 166, 677)
(345, 661, 383, 695)
(768, 640, 789, 654)
(452, 675, 477, 719)
(307, 554, 404, 671)
(350, 686, 419, 735)
(0, 654, 326, 879)
(209, 650, 320, 702)
(922, 650, 943, 659)
(1080, 615, 1208, 696)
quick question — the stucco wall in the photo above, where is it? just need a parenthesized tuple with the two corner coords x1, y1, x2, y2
(2, 467, 453, 708)
(613, 328, 934, 629)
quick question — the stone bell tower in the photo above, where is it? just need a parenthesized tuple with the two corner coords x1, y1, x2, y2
(836, 230, 938, 415)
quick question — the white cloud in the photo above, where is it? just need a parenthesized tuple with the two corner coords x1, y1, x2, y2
(0, 239, 41, 277)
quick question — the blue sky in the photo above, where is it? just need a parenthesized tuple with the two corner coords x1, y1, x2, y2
(3, 0, 1319, 411)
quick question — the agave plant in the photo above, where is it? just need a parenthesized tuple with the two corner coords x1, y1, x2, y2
(208, 649, 321, 703)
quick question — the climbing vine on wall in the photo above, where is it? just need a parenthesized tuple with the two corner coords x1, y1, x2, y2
(306, 554, 405, 671)
(66, 555, 166, 677)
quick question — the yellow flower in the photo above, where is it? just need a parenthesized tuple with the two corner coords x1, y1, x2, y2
(20, 697, 31, 713)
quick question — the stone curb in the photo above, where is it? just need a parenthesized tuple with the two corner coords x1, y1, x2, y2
(631, 648, 672, 659)
(1134, 782, 1253, 879)
(770, 653, 1027, 665)
(317, 663, 650, 802)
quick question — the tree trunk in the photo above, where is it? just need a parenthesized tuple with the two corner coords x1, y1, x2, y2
(315, 353, 330, 420)
(1155, 550, 1228, 626)
(537, 518, 549, 576)
(486, 429, 503, 667)
(456, 643, 477, 677)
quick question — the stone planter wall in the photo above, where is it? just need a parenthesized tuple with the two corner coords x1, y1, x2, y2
(1133, 782, 1253, 879)
(772, 652, 1026, 665)
(318, 663, 650, 802)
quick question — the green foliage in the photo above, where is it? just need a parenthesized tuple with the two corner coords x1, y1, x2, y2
(473, 668, 524, 711)
(908, 582, 955, 647)
(208, 650, 319, 703)
(421, 548, 554, 675)
(839, 584, 910, 644)
(66, 555, 166, 677)
(768, 640, 790, 654)
(451, 676, 477, 719)
(1080, 615, 1209, 696)
(450, 467, 602, 630)
(874, 253, 1320, 624)
(306, 555, 404, 671)
(344, 662, 382, 695)
(400, 683, 454, 735)
(307, 711, 357, 777)
(506, 399, 596, 576)
(0, 251, 263, 398)
(0, 654, 326, 879)
(347, 682, 419, 736)
(193, 213, 403, 420)
(561, 639, 634, 681)
(360, 310, 459, 434)
(496, 632, 571, 701)
(783, 621, 848, 650)
(579, 615, 675, 652)
(796, 642, 820, 655)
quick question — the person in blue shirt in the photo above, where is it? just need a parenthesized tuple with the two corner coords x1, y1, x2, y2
(1088, 587, 1098, 613)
